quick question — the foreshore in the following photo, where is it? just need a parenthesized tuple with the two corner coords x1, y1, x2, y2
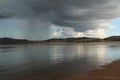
(0, 57, 120, 80)
(63, 60, 120, 80)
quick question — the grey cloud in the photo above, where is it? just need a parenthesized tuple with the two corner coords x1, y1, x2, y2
(0, 0, 120, 32)
(0, 8, 12, 19)
(0, 15, 9, 19)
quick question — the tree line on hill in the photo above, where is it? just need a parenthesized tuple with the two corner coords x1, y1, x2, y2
(0, 36, 120, 45)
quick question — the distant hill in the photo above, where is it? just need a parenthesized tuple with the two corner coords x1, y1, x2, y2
(0, 36, 120, 45)
(104, 36, 120, 41)
(44, 37, 103, 43)
(0, 37, 31, 45)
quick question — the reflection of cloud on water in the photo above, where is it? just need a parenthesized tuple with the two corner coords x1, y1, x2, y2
(95, 45, 106, 65)
(76, 45, 84, 58)
(49, 45, 64, 63)
(49, 44, 110, 66)
(49, 45, 87, 64)
(83, 44, 109, 65)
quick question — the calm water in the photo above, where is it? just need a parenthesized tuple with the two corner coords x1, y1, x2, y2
(0, 42, 120, 80)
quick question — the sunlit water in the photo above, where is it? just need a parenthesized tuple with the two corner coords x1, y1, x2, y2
(0, 42, 120, 80)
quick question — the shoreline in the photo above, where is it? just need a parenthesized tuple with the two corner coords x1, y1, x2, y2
(0, 41, 120, 46)
(0, 57, 120, 80)
(63, 60, 120, 80)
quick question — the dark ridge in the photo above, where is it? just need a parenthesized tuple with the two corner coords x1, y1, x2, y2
(0, 37, 31, 45)
(44, 37, 103, 43)
(104, 36, 120, 41)
(0, 36, 120, 45)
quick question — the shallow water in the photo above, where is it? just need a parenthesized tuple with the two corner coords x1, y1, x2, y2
(0, 42, 120, 80)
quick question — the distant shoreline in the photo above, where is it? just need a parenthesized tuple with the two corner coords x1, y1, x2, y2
(0, 36, 120, 45)
(0, 41, 120, 46)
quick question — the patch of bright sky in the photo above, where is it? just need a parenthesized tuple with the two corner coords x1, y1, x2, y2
(106, 18, 120, 37)
(0, 18, 26, 39)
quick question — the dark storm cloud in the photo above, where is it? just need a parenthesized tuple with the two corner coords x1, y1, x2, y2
(0, 0, 120, 32)
(0, 15, 9, 19)
(0, 0, 117, 17)
(0, 8, 12, 19)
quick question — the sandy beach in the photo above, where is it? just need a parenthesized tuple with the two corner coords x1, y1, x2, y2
(63, 60, 120, 80)
(2, 60, 119, 80)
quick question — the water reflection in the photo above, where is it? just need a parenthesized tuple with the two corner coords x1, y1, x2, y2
(0, 43, 120, 79)
(49, 44, 107, 65)
(49, 45, 64, 63)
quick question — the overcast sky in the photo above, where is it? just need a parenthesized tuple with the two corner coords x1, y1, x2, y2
(0, 0, 120, 40)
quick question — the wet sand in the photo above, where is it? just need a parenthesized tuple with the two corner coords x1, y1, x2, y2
(0, 60, 120, 80)
(63, 60, 120, 80)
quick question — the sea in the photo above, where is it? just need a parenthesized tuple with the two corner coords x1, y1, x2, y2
(0, 42, 120, 80)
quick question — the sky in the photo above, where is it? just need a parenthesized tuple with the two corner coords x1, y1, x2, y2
(0, 0, 120, 40)
(106, 18, 120, 36)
